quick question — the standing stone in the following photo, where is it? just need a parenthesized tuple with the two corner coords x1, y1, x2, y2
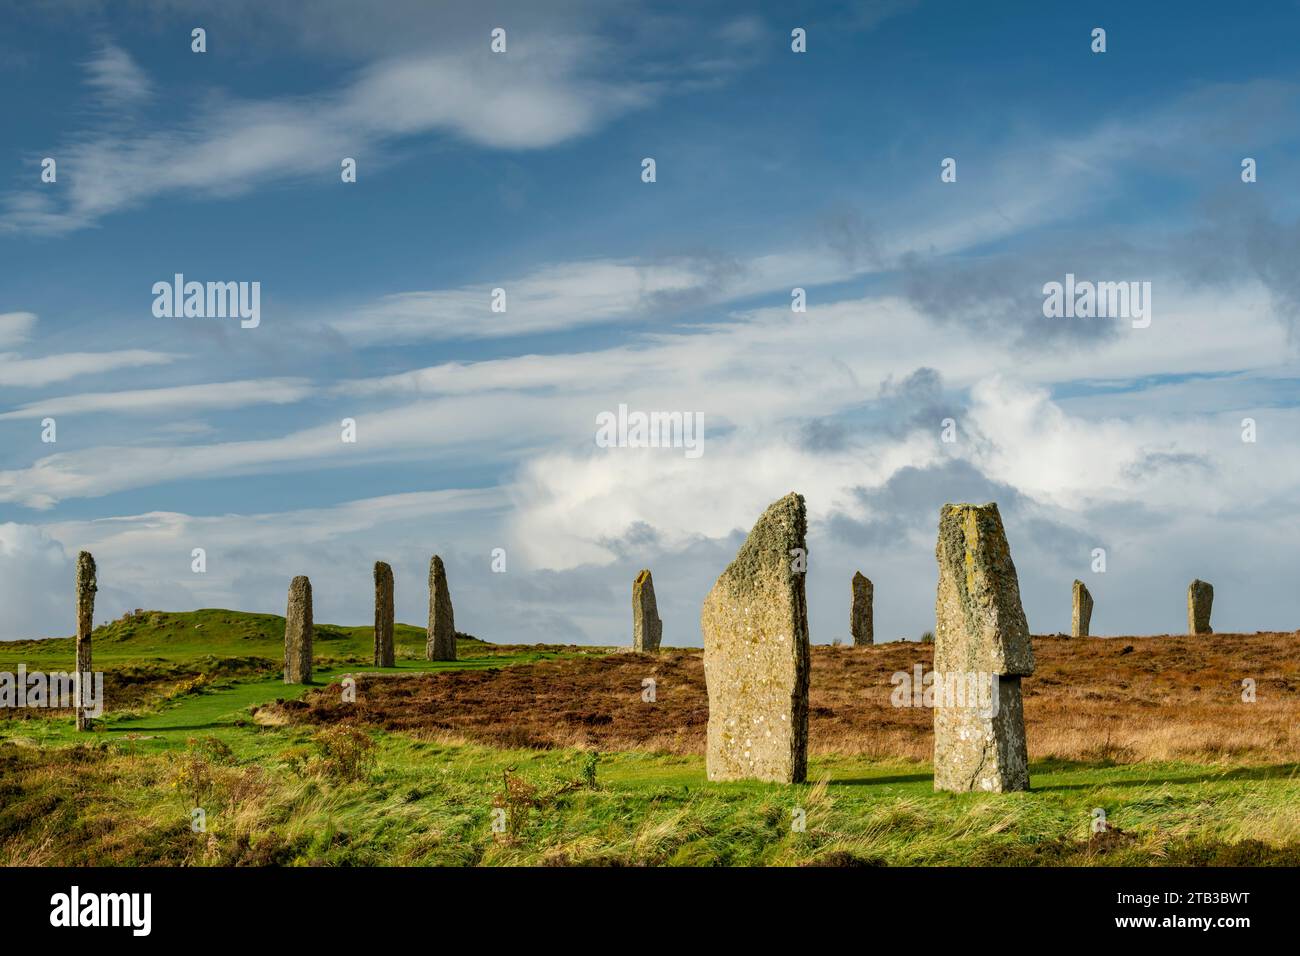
(850, 571, 873, 646)
(74, 551, 96, 731)
(283, 576, 314, 684)
(933, 503, 1034, 793)
(1071, 579, 1093, 637)
(373, 561, 395, 667)
(1187, 579, 1214, 635)
(702, 492, 809, 784)
(426, 555, 456, 661)
(632, 569, 663, 653)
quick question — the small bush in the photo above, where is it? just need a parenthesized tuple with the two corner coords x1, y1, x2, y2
(311, 725, 376, 783)
(492, 768, 541, 842)
(580, 750, 599, 789)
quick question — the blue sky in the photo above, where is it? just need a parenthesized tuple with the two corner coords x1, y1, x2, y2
(2, 0, 1299, 644)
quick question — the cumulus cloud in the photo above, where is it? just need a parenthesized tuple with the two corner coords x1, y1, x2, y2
(0, 523, 73, 640)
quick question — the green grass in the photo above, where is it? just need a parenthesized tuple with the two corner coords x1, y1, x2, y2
(2, 728, 1297, 866)
(2, 608, 1298, 866)
(1, 608, 583, 753)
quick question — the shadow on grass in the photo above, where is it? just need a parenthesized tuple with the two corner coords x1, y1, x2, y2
(1034, 762, 1300, 791)
(829, 761, 1300, 790)
(831, 773, 933, 786)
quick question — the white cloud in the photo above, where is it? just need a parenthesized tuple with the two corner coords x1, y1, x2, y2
(328, 259, 715, 343)
(0, 312, 36, 348)
(3, 41, 653, 235)
(0, 378, 313, 420)
(83, 44, 151, 105)
(2, 277, 1293, 509)
(0, 523, 73, 641)
(0, 349, 175, 388)
(8, 488, 506, 640)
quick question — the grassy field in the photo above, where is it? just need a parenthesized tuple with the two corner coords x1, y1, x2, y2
(1, 610, 1298, 866)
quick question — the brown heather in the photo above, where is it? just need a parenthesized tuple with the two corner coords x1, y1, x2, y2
(272, 630, 1300, 765)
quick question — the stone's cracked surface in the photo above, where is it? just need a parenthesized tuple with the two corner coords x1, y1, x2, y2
(933, 502, 1033, 793)
(75, 551, 96, 731)
(426, 555, 456, 661)
(702, 492, 809, 783)
(374, 561, 395, 667)
(283, 575, 314, 684)
(850, 571, 873, 646)
(632, 569, 662, 653)
(933, 676, 1029, 793)
(1071, 579, 1093, 638)
(1188, 579, 1214, 635)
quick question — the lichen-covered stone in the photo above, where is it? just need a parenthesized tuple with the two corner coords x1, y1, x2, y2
(850, 571, 873, 646)
(1071, 579, 1093, 637)
(374, 561, 395, 667)
(283, 576, 314, 684)
(933, 502, 1033, 793)
(632, 569, 662, 653)
(426, 555, 456, 661)
(933, 676, 1029, 793)
(934, 503, 1034, 677)
(1188, 579, 1214, 635)
(75, 551, 96, 731)
(702, 492, 809, 784)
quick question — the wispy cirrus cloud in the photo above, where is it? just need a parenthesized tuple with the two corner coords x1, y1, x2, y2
(0, 312, 36, 348)
(0, 377, 312, 420)
(2, 36, 655, 235)
(0, 349, 175, 388)
(82, 43, 151, 106)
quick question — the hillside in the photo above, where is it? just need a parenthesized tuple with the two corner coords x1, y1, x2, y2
(0, 608, 491, 671)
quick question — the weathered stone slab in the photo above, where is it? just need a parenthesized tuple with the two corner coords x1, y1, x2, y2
(283, 576, 314, 684)
(75, 551, 96, 731)
(934, 503, 1034, 677)
(632, 569, 662, 652)
(1071, 579, 1093, 637)
(374, 561, 395, 667)
(1188, 579, 1214, 635)
(933, 502, 1033, 793)
(702, 492, 809, 784)
(426, 555, 456, 661)
(850, 571, 873, 646)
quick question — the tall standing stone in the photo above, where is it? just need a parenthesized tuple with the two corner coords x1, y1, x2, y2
(702, 492, 809, 784)
(850, 571, 873, 646)
(426, 555, 456, 661)
(1187, 579, 1214, 635)
(933, 503, 1034, 793)
(373, 561, 395, 667)
(74, 551, 96, 731)
(283, 576, 314, 684)
(632, 569, 662, 653)
(1071, 579, 1093, 637)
